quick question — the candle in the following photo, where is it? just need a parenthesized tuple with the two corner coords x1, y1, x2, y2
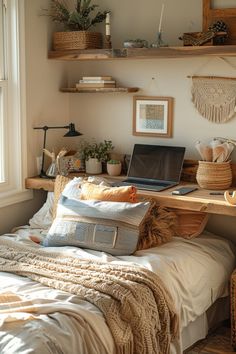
(158, 3, 165, 33)
(106, 12, 110, 36)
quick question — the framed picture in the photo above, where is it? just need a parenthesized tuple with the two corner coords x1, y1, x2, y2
(133, 96, 173, 138)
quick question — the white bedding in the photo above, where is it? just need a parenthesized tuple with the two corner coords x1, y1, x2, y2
(0, 229, 235, 354)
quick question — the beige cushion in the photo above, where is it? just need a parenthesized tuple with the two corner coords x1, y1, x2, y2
(80, 182, 137, 203)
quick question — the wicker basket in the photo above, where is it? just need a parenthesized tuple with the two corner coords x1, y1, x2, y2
(53, 31, 103, 50)
(196, 161, 232, 190)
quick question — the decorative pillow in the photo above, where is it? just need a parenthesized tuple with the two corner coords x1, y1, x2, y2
(173, 209, 209, 239)
(44, 192, 177, 254)
(80, 182, 137, 203)
(44, 196, 151, 255)
(29, 192, 54, 229)
(137, 202, 177, 250)
(52, 175, 71, 219)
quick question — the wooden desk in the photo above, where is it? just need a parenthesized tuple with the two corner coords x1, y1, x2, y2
(25, 174, 236, 217)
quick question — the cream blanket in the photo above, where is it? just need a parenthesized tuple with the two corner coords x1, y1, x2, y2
(0, 238, 178, 354)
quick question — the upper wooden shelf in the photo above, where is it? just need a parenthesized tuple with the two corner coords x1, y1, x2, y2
(48, 45, 236, 61)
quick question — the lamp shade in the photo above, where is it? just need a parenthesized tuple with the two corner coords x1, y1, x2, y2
(34, 122, 82, 178)
(64, 123, 82, 137)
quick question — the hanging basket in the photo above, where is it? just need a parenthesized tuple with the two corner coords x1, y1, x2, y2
(53, 31, 103, 51)
(196, 160, 232, 190)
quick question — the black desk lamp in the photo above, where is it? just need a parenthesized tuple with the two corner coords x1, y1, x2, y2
(34, 123, 82, 178)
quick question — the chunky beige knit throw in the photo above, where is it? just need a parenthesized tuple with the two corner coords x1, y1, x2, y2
(191, 77, 236, 123)
(0, 238, 178, 354)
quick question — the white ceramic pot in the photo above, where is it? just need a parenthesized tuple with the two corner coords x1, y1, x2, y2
(85, 158, 102, 174)
(107, 162, 122, 176)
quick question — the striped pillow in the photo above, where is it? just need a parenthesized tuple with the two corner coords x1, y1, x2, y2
(43, 195, 151, 256)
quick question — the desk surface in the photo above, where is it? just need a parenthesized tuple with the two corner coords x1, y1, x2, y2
(25, 175, 236, 217)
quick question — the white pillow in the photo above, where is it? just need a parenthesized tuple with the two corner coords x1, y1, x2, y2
(29, 192, 54, 229)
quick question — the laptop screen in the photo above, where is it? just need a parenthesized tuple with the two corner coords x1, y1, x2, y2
(127, 144, 186, 183)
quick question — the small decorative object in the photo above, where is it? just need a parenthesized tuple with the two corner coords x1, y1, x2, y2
(123, 39, 148, 48)
(58, 154, 85, 175)
(104, 12, 112, 49)
(179, 21, 228, 46)
(76, 76, 116, 89)
(43, 0, 109, 50)
(33, 123, 82, 178)
(44, 149, 58, 178)
(195, 138, 234, 189)
(151, 3, 168, 47)
(203, 0, 236, 45)
(107, 159, 122, 176)
(208, 21, 228, 45)
(81, 140, 114, 174)
(224, 190, 236, 206)
(133, 96, 173, 138)
(190, 76, 236, 123)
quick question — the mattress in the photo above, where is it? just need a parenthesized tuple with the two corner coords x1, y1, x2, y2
(0, 228, 235, 354)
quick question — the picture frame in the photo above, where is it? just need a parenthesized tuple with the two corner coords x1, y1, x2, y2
(133, 96, 173, 138)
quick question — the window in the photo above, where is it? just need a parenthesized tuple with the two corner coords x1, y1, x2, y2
(0, 0, 32, 207)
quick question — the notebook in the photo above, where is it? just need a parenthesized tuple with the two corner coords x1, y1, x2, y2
(114, 144, 186, 192)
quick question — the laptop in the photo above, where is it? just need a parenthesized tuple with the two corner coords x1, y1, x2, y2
(114, 144, 186, 192)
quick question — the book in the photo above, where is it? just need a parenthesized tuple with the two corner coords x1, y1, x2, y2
(79, 80, 116, 84)
(82, 76, 113, 81)
(76, 82, 116, 88)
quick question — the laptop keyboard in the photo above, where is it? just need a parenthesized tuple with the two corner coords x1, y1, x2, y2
(121, 181, 170, 191)
(124, 179, 168, 187)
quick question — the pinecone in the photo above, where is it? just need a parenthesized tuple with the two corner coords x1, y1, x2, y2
(208, 21, 228, 44)
(208, 20, 228, 33)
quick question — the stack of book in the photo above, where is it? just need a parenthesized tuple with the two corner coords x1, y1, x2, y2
(76, 76, 116, 90)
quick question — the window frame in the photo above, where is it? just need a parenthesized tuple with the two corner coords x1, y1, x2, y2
(0, 0, 32, 208)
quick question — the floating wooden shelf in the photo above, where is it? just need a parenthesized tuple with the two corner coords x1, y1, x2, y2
(48, 45, 236, 61)
(60, 87, 139, 93)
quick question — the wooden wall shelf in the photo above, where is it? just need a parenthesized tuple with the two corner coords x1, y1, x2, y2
(48, 45, 236, 61)
(60, 87, 139, 93)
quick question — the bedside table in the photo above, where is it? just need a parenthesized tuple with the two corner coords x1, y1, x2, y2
(231, 270, 236, 349)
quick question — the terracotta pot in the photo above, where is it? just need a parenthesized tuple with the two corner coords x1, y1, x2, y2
(196, 161, 232, 190)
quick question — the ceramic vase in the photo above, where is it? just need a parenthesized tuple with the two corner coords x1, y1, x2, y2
(85, 158, 102, 174)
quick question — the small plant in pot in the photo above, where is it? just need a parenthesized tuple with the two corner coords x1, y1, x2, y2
(107, 159, 122, 176)
(43, 0, 109, 50)
(81, 140, 114, 174)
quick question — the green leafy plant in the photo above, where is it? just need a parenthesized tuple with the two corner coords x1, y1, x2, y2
(81, 140, 114, 162)
(43, 0, 109, 31)
(107, 159, 121, 164)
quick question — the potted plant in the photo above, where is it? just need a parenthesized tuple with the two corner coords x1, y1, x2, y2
(107, 159, 122, 176)
(81, 140, 114, 174)
(44, 0, 109, 50)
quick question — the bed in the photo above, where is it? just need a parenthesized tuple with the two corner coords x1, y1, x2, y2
(0, 182, 235, 354)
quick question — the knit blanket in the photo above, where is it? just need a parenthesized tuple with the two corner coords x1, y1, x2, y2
(0, 238, 178, 354)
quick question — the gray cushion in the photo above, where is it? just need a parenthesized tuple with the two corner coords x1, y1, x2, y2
(43, 196, 150, 256)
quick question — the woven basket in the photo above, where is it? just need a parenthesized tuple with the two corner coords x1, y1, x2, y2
(196, 161, 232, 190)
(53, 31, 103, 50)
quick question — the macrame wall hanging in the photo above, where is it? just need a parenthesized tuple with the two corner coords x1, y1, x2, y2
(190, 76, 236, 124)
